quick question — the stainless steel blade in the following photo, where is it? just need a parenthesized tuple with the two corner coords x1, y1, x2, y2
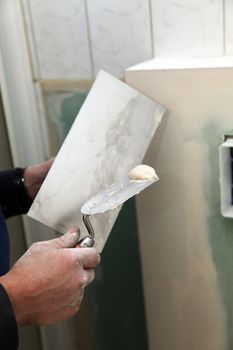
(81, 176, 158, 215)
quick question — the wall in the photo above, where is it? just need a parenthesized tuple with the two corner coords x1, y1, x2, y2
(19, 0, 232, 157)
(21, 0, 152, 80)
(125, 63, 233, 350)
(152, 0, 224, 57)
(21, 0, 233, 83)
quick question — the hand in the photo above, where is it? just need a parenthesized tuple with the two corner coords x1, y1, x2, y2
(24, 158, 54, 199)
(0, 228, 100, 325)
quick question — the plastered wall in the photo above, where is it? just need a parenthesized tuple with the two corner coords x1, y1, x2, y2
(125, 64, 233, 350)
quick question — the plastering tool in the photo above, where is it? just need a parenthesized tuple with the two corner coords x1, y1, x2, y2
(78, 165, 159, 247)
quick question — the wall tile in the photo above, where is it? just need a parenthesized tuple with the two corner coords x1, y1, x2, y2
(225, 0, 233, 55)
(21, 0, 40, 79)
(86, 0, 152, 78)
(24, 0, 93, 80)
(151, 0, 224, 57)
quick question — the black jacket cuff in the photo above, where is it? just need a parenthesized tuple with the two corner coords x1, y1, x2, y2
(0, 168, 33, 219)
(0, 284, 18, 349)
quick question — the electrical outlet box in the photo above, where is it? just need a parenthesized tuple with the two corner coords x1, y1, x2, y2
(219, 136, 233, 217)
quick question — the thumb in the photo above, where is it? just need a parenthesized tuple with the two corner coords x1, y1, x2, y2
(50, 227, 80, 249)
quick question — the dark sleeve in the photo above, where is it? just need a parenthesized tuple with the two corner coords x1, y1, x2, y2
(0, 284, 18, 349)
(0, 168, 33, 219)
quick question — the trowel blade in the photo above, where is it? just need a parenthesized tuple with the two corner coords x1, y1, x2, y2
(81, 176, 158, 215)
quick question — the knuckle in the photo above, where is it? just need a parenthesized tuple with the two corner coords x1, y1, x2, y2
(79, 273, 89, 287)
(95, 252, 101, 265)
(55, 237, 66, 249)
(88, 270, 95, 285)
(30, 241, 42, 251)
(89, 269, 95, 282)
(77, 269, 95, 288)
(90, 250, 101, 266)
(31, 242, 39, 249)
(84, 270, 95, 286)
(86, 248, 101, 263)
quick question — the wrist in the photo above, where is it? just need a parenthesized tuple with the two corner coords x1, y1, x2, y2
(0, 274, 29, 325)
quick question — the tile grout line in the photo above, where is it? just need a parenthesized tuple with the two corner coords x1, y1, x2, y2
(84, 0, 95, 79)
(19, 0, 51, 160)
(148, 0, 155, 57)
(19, 0, 41, 80)
(223, 0, 226, 55)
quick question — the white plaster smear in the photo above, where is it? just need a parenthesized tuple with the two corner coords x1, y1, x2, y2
(28, 70, 165, 251)
(125, 66, 231, 350)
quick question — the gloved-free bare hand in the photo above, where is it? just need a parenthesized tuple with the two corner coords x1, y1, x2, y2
(0, 227, 100, 325)
(24, 158, 54, 199)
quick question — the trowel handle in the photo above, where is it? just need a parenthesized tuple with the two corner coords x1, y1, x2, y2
(78, 214, 95, 248)
(78, 236, 94, 248)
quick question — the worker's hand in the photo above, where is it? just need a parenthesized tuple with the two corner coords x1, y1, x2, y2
(0, 227, 100, 325)
(24, 158, 54, 199)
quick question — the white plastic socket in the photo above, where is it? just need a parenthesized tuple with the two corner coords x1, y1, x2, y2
(219, 137, 233, 217)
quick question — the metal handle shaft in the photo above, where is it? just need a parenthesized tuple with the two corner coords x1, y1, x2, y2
(78, 214, 95, 248)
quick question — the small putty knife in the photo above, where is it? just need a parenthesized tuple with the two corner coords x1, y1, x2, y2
(78, 165, 159, 247)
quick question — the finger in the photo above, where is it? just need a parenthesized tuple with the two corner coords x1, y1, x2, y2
(70, 247, 101, 269)
(40, 158, 55, 177)
(49, 227, 80, 249)
(43, 157, 55, 168)
(84, 269, 95, 286)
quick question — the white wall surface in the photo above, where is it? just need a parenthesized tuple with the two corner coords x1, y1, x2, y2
(225, 0, 233, 54)
(125, 59, 233, 350)
(22, 0, 153, 79)
(151, 0, 224, 57)
(21, 0, 233, 81)
(22, 0, 93, 80)
(86, 0, 152, 77)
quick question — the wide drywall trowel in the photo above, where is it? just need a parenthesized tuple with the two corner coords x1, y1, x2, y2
(78, 165, 159, 247)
